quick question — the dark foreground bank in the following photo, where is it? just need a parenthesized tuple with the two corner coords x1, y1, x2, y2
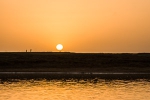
(0, 52, 150, 79)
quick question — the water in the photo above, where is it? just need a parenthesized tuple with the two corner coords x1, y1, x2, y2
(0, 79, 150, 100)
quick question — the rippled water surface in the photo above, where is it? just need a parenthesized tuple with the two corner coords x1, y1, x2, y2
(0, 79, 150, 100)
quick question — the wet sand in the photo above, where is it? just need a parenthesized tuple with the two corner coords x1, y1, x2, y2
(0, 52, 150, 79)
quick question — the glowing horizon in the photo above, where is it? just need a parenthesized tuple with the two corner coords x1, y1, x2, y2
(0, 0, 150, 53)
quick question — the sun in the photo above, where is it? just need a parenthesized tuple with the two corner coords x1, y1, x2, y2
(56, 44, 63, 51)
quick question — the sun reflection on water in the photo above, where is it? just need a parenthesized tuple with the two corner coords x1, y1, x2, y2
(0, 79, 150, 100)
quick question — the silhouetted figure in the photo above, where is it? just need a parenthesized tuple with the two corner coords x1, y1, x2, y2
(26, 50, 27, 52)
(30, 49, 32, 52)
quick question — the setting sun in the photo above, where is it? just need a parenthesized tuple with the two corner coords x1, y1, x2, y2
(56, 44, 63, 51)
(0, 0, 150, 52)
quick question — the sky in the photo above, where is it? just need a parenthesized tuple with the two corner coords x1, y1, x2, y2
(0, 0, 150, 53)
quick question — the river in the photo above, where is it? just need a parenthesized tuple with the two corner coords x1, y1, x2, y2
(0, 78, 150, 100)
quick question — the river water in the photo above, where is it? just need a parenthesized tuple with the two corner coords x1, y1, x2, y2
(0, 79, 150, 100)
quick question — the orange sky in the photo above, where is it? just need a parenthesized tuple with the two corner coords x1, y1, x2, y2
(0, 0, 150, 52)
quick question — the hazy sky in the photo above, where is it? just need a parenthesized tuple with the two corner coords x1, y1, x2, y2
(0, 0, 150, 52)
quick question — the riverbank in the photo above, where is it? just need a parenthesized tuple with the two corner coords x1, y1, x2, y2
(0, 72, 150, 79)
(0, 52, 150, 73)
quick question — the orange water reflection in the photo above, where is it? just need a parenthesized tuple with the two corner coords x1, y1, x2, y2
(0, 79, 150, 100)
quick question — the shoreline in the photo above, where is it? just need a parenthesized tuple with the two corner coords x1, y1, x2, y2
(0, 71, 150, 79)
(0, 52, 150, 79)
(1, 71, 150, 79)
